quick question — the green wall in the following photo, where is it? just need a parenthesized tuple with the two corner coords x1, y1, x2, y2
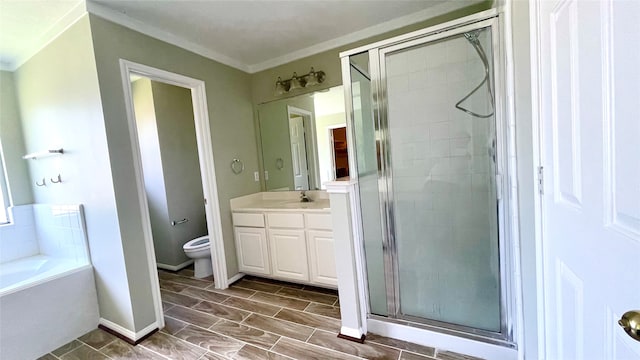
(0, 70, 33, 206)
(88, 16, 260, 312)
(14, 16, 137, 331)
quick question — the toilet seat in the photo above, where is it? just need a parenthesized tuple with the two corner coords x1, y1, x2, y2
(183, 236, 209, 251)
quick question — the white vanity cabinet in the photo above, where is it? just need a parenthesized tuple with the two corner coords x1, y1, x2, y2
(305, 213, 337, 287)
(231, 208, 337, 288)
(232, 213, 270, 275)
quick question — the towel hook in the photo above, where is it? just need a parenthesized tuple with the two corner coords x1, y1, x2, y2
(35, 178, 46, 187)
(50, 174, 62, 184)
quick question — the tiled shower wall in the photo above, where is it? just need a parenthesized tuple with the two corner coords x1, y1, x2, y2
(385, 31, 501, 331)
(0, 204, 89, 264)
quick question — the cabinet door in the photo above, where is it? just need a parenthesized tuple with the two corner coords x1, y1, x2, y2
(234, 227, 270, 275)
(307, 230, 337, 287)
(268, 229, 309, 282)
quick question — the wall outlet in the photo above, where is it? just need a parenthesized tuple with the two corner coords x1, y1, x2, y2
(264, 171, 269, 180)
(254, 171, 259, 182)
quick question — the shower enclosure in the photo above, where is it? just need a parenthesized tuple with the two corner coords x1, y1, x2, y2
(341, 16, 515, 345)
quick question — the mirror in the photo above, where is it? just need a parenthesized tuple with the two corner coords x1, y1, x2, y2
(258, 86, 348, 191)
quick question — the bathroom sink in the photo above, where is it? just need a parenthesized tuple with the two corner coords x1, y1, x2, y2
(278, 201, 330, 210)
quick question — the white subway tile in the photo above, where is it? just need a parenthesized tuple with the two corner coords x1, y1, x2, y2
(431, 139, 450, 157)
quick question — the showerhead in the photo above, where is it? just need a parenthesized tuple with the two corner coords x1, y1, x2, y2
(463, 29, 482, 45)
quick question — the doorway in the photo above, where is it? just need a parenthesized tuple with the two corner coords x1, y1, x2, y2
(329, 125, 349, 179)
(130, 76, 206, 272)
(119, 60, 228, 330)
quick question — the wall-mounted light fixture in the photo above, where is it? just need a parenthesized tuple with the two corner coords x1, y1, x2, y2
(274, 67, 326, 96)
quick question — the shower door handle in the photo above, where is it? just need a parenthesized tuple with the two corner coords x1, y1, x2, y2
(488, 139, 496, 164)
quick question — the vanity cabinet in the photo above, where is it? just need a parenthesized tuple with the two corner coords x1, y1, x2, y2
(232, 213, 270, 275)
(232, 209, 337, 288)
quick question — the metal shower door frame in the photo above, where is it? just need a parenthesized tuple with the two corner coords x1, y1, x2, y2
(366, 16, 516, 345)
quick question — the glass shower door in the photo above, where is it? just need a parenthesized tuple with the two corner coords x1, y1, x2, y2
(349, 53, 388, 316)
(380, 26, 501, 332)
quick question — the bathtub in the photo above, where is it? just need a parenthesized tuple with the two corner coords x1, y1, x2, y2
(0, 205, 99, 360)
(0, 255, 88, 295)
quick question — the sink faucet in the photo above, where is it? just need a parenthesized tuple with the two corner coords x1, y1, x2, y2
(300, 191, 312, 203)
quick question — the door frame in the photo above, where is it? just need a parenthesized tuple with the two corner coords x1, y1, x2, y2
(118, 59, 229, 329)
(528, 0, 548, 357)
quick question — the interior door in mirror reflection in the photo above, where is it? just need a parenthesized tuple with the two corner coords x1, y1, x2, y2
(289, 116, 310, 190)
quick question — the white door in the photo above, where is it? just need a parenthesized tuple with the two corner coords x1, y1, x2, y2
(289, 116, 309, 190)
(307, 230, 338, 287)
(268, 229, 309, 282)
(234, 227, 270, 275)
(534, 1, 640, 359)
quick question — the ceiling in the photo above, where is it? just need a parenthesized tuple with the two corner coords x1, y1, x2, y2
(0, 0, 481, 72)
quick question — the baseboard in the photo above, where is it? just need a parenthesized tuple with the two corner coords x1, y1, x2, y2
(98, 318, 158, 345)
(156, 259, 194, 272)
(227, 272, 245, 286)
(338, 332, 366, 343)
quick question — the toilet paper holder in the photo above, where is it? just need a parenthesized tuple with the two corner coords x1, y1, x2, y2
(171, 218, 189, 226)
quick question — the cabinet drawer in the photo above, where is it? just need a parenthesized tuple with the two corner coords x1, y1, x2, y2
(267, 213, 304, 229)
(305, 213, 332, 230)
(232, 212, 265, 227)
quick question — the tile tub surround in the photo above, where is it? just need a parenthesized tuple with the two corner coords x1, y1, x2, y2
(39, 270, 485, 360)
(0, 204, 90, 264)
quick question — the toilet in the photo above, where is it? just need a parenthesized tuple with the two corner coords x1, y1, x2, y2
(182, 235, 213, 279)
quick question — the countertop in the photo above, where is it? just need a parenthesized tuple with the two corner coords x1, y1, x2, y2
(231, 199, 331, 213)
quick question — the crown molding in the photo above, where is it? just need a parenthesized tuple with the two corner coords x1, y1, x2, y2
(9, 1, 87, 72)
(246, 0, 480, 73)
(85, 1, 251, 73)
(84, 0, 479, 74)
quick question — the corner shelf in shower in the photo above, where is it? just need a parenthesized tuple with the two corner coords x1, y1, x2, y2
(22, 148, 64, 160)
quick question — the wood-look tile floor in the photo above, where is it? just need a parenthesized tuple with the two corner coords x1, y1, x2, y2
(39, 268, 484, 360)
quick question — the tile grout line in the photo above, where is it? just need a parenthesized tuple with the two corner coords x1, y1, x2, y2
(237, 281, 337, 304)
(180, 279, 339, 313)
(153, 325, 241, 358)
(268, 335, 282, 351)
(305, 328, 317, 343)
(276, 304, 344, 324)
(51, 341, 83, 359)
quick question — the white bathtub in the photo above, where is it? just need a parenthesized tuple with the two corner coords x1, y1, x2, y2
(0, 256, 99, 360)
(0, 205, 99, 360)
(0, 255, 87, 296)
